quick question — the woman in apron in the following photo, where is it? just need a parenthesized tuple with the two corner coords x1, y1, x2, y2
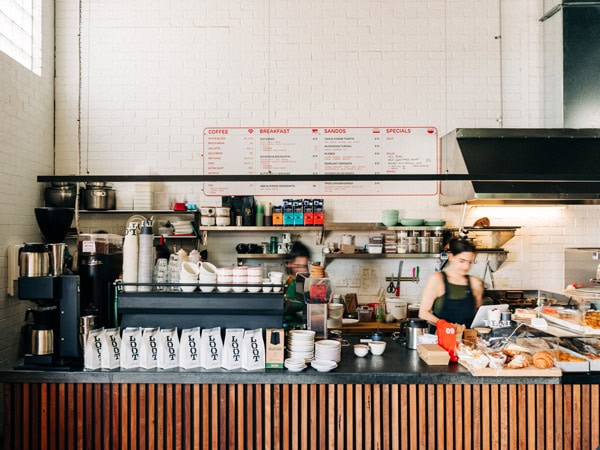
(419, 238, 484, 331)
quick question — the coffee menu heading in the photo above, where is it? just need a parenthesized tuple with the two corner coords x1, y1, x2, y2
(203, 126, 438, 196)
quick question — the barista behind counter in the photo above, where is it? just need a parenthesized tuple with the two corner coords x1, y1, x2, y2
(419, 238, 484, 332)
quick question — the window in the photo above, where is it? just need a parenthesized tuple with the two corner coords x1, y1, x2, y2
(0, 0, 41, 75)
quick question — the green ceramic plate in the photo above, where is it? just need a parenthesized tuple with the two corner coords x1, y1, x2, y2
(400, 219, 425, 226)
(424, 220, 446, 226)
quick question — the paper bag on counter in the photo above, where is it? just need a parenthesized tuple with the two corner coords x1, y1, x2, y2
(200, 327, 223, 369)
(158, 328, 179, 370)
(84, 328, 107, 370)
(222, 328, 244, 370)
(140, 327, 160, 369)
(104, 327, 121, 370)
(120, 327, 143, 369)
(179, 327, 201, 369)
(241, 328, 265, 371)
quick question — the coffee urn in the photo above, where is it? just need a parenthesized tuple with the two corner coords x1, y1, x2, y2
(17, 207, 81, 369)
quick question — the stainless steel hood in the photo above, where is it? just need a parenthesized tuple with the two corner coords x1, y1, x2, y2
(439, 128, 600, 205)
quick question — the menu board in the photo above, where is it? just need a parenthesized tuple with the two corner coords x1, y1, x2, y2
(203, 126, 438, 196)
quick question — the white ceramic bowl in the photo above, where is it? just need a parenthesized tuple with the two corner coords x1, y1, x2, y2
(353, 344, 369, 357)
(216, 206, 230, 216)
(216, 216, 230, 226)
(368, 341, 387, 356)
(199, 261, 218, 276)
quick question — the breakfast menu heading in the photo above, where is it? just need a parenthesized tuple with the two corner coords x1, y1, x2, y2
(202, 126, 438, 196)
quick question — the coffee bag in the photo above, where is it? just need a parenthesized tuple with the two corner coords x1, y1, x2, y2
(84, 327, 107, 370)
(222, 328, 244, 370)
(200, 327, 223, 369)
(179, 327, 202, 369)
(120, 327, 143, 369)
(158, 328, 179, 369)
(241, 328, 265, 371)
(141, 327, 160, 369)
(104, 327, 121, 370)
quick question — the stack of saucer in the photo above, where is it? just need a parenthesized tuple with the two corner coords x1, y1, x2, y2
(284, 357, 307, 372)
(314, 339, 342, 363)
(286, 330, 316, 362)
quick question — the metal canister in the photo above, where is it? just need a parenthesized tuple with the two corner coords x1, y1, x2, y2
(418, 237, 429, 253)
(430, 237, 442, 254)
(407, 237, 418, 253)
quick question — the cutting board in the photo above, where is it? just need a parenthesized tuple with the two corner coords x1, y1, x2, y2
(459, 360, 562, 377)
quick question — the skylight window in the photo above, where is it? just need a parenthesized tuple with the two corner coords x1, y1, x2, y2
(0, 0, 41, 75)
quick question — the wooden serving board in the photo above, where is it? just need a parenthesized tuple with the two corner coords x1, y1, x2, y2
(459, 360, 562, 377)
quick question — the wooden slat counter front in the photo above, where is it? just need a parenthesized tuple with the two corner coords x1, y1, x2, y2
(2, 340, 599, 450)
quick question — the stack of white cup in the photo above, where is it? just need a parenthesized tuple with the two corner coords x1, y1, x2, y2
(180, 261, 200, 292)
(268, 271, 284, 293)
(232, 266, 247, 293)
(247, 267, 263, 293)
(217, 267, 233, 292)
(199, 261, 218, 292)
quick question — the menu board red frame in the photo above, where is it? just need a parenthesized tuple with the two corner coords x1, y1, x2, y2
(203, 126, 438, 196)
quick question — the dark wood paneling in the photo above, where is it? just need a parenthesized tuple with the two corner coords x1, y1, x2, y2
(3, 383, 600, 450)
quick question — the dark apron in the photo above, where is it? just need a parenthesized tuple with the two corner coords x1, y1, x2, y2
(429, 272, 476, 332)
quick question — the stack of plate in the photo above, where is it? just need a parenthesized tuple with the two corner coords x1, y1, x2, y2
(173, 220, 194, 235)
(314, 339, 342, 363)
(286, 330, 316, 362)
(284, 358, 307, 372)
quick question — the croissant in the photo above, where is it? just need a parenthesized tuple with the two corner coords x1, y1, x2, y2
(532, 351, 554, 369)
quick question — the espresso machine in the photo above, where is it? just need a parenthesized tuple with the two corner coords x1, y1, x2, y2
(17, 207, 81, 369)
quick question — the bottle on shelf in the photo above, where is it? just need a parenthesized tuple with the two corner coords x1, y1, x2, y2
(137, 219, 154, 292)
(255, 202, 264, 226)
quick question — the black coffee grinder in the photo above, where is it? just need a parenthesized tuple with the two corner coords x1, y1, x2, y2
(17, 207, 81, 369)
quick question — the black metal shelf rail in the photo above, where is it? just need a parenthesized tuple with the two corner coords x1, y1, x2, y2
(38, 174, 600, 183)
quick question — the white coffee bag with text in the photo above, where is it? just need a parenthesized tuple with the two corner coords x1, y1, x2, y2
(222, 328, 244, 370)
(104, 327, 121, 370)
(200, 327, 223, 369)
(241, 328, 265, 371)
(158, 328, 179, 369)
(179, 327, 202, 369)
(120, 327, 143, 370)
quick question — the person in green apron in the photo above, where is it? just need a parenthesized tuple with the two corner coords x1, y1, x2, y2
(283, 241, 311, 326)
(419, 238, 484, 332)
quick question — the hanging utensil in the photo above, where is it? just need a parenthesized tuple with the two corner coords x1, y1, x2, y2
(386, 273, 395, 293)
(395, 261, 403, 297)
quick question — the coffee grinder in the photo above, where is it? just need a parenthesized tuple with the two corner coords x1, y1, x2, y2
(17, 207, 81, 369)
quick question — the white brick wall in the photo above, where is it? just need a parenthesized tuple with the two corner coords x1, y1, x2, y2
(0, 1, 55, 365)
(49, 0, 599, 302)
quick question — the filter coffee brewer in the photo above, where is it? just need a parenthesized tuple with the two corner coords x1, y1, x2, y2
(17, 207, 81, 369)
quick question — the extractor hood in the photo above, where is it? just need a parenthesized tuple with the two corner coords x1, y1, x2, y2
(439, 128, 600, 205)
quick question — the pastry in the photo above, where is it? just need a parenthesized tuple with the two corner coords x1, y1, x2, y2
(532, 351, 554, 369)
(473, 217, 490, 227)
(506, 354, 529, 369)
